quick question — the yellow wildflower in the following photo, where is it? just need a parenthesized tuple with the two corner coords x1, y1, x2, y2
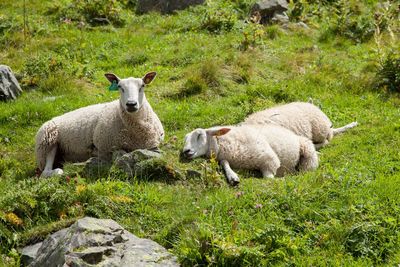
(5, 212, 23, 226)
(76, 184, 87, 194)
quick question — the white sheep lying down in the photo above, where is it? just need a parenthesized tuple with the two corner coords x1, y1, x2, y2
(182, 124, 319, 185)
(243, 102, 358, 149)
(35, 72, 164, 177)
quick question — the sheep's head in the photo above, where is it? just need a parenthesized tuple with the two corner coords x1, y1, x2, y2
(105, 72, 157, 113)
(182, 127, 231, 159)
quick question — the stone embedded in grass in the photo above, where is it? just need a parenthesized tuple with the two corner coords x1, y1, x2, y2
(70, 157, 112, 178)
(250, 0, 289, 25)
(65, 149, 184, 181)
(113, 149, 184, 181)
(21, 217, 178, 267)
(20, 242, 42, 266)
(186, 169, 202, 179)
(0, 65, 22, 101)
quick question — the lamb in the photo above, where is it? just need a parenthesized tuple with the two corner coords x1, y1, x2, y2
(35, 71, 164, 177)
(243, 102, 358, 149)
(182, 124, 318, 185)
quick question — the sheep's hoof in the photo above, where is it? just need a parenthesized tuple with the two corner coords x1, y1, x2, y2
(227, 174, 240, 186)
(53, 168, 64, 175)
(41, 168, 64, 178)
(229, 179, 240, 186)
(262, 171, 275, 178)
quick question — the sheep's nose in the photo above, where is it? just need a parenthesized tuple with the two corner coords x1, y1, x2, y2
(126, 101, 137, 107)
(126, 101, 138, 112)
(183, 149, 195, 158)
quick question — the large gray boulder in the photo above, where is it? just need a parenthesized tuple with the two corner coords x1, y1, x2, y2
(136, 0, 205, 14)
(0, 65, 22, 101)
(250, 0, 289, 24)
(21, 217, 178, 267)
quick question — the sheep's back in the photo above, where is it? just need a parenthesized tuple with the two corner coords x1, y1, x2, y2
(244, 102, 332, 144)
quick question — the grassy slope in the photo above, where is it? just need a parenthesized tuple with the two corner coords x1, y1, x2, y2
(1, 0, 400, 266)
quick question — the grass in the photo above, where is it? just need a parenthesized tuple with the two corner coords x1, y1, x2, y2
(1, 0, 400, 265)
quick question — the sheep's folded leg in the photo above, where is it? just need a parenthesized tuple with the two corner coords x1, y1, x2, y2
(220, 159, 240, 185)
(41, 146, 63, 177)
(261, 169, 275, 178)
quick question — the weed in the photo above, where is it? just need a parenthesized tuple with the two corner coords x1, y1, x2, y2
(177, 60, 222, 98)
(265, 25, 281, 40)
(376, 52, 400, 93)
(226, 52, 254, 84)
(239, 20, 265, 51)
(55, 0, 126, 26)
(181, 76, 207, 97)
(201, 1, 238, 34)
(123, 53, 148, 66)
(21, 54, 72, 88)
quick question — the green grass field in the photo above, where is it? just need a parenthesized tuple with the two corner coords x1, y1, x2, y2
(0, 0, 399, 265)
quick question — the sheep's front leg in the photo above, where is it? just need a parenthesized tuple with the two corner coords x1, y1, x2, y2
(220, 159, 240, 186)
(41, 146, 63, 177)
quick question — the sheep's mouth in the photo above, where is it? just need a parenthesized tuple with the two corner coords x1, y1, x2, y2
(126, 106, 139, 113)
(182, 150, 195, 159)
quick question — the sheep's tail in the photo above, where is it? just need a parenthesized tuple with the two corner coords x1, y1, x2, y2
(298, 138, 319, 172)
(35, 121, 59, 171)
(333, 121, 358, 136)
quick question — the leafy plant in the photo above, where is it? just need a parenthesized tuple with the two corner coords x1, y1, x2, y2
(178, 60, 222, 97)
(377, 52, 400, 93)
(56, 0, 125, 26)
(239, 21, 265, 51)
(201, 1, 238, 34)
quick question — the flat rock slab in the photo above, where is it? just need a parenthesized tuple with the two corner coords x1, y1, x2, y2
(0, 65, 22, 101)
(22, 217, 178, 267)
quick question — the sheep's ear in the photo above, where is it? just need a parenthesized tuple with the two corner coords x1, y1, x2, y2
(105, 73, 120, 84)
(143, 72, 157, 85)
(207, 128, 231, 137)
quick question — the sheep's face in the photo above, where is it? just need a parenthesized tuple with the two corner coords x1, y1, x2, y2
(105, 72, 157, 113)
(182, 127, 231, 159)
(182, 129, 208, 159)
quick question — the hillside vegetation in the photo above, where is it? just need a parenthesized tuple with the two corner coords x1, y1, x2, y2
(0, 0, 399, 265)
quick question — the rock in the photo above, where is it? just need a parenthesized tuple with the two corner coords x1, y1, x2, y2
(296, 21, 309, 29)
(113, 149, 162, 176)
(23, 217, 178, 267)
(136, 0, 205, 14)
(186, 169, 202, 179)
(250, 0, 288, 25)
(69, 149, 183, 181)
(0, 65, 22, 101)
(20, 242, 42, 266)
(114, 150, 183, 181)
(72, 157, 111, 178)
(271, 12, 289, 24)
(133, 157, 184, 181)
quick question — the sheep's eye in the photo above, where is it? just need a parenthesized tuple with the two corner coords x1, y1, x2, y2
(139, 85, 145, 92)
(197, 134, 202, 141)
(119, 86, 124, 93)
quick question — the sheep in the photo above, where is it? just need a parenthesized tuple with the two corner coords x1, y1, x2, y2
(35, 71, 164, 177)
(243, 102, 358, 149)
(182, 124, 318, 185)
